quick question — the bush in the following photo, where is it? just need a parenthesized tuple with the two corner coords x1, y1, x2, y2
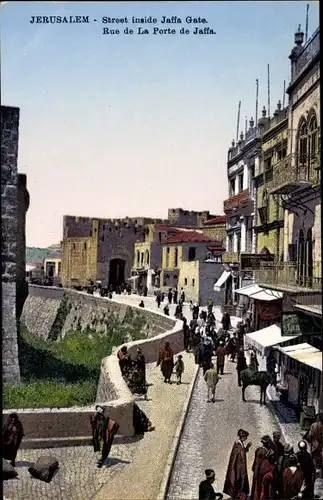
(4, 326, 129, 409)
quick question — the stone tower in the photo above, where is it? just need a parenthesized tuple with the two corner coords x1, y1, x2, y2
(1, 106, 21, 384)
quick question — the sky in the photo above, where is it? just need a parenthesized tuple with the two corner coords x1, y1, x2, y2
(1, 1, 319, 247)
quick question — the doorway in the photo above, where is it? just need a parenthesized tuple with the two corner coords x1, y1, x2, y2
(109, 258, 126, 290)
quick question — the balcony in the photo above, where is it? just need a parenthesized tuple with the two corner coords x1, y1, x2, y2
(292, 28, 320, 83)
(223, 189, 250, 212)
(222, 252, 240, 264)
(255, 262, 322, 293)
(270, 154, 320, 195)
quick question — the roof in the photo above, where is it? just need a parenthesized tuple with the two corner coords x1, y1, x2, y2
(203, 216, 227, 225)
(245, 324, 302, 355)
(164, 231, 223, 244)
(155, 225, 182, 233)
(279, 343, 322, 372)
(235, 284, 283, 302)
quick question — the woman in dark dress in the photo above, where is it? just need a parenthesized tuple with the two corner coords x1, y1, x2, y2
(3, 413, 25, 467)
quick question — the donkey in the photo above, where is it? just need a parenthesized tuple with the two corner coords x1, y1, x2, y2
(240, 368, 273, 405)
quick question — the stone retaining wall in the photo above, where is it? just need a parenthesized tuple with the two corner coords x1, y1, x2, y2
(4, 288, 184, 443)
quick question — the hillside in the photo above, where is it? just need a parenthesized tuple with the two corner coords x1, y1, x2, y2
(26, 244, 61, 263)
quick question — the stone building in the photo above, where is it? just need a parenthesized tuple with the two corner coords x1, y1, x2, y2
(255, 26, 322, 412)
(201, 215, 227, 243)
(61, 208, 218, 290)
(160, 230, 226, 305)
(221, 119, 261, 305)
(254, 103, 288, 259)
(1, 105, 29, 384)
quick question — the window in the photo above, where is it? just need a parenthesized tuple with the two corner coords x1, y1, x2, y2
(238, 173, 244, 192)
(146, 250, 150, 265)
(174, 247, 178, 267)
(166, 247, 170, 267)
(137, 250, 140, 264)
(73, 243, 76, 250)
(228, 235, 233, 252)
(264, 157, 272, 170)
(141, 252, 144, 265)
(236, 233, 241, 254)
(184, 278, 187, 285)
(159, 232, 162, 243)
(298, 121, 308, 164)
(229, 178, 235, 197)
(188, 247, 196, 261)
(192, 279, 195, 287)
(309, 115, 318, 159)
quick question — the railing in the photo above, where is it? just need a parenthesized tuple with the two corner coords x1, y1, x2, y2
(293, 28, 320, 82)
(271, 154, 320, 192)
(223, 189, 250, 212)
(255, 262, 322, 291)
(222, 252, 240, 263)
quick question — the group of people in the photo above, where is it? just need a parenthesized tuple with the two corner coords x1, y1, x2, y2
(155, 287, 186, 313)
(117, 345, 148, 395)
(199, 422, 323, 499)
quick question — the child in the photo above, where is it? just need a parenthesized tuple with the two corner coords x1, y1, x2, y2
(174, 354, 185, 385)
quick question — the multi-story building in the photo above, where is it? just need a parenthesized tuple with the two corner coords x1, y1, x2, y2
(254, 102, 288, 259)
(61, 207, 218, 290)
(60, 215, 168, 289)
(201, 215, 227, 243)
(255, 26, 322, 413)
(160, 230, 226, 305)
(221, 119, 261, 307)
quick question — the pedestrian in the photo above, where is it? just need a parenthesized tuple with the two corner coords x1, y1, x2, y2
(161, 292, 165, 302)
(117, 345, 132, 375)
(272, 431, 284, 460)
(251, 436, 275, 500)
(276, 444, 298, 498)
(136, 347, 146, 386)
(230, 332, 238, 362)
(180, 288, 185, 303)
(223, 429, 252, 499)
(139, 300, 145, 308)
(193, 302, 199, 318)
(90, 406, 120, 468)
(199, 469, 223, 500)
(306, 412, 323, 476)
(215, 341, 226, 375)
(250, 349, 259, 372)
(257, 450, 277, 500)
(296, 440, 316, 500)
(143, 285, 148, 297)
(221, 311, 231, 332)
(204, 363, 220, 403)
(2, 413, 25, 467)
(156, 292, 161, 308)
(173, 289, 178, 304)
(157, 341, 174, 383)
(201, 339, 213, 375)
(281, 452, 303, 499)
(168, 288, 173, 304)
(236, 348, 248, 387)
(163, 303, 170, 316)
(175, 303, 182, 318)
(174, 354, 185, 384)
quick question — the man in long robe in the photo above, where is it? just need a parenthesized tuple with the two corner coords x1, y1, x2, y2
(296, 440, 316, 500)
(157, 341, 174, 383)
(90, 406, 119, 468)
(251, 436, 275, 500)
(306, 413, 323, 475)
(281, 454, 303, 499)
(136, 347, 146, 386)
(215, 342, 226, 375)
(223, 429, 251, 498)
(2, 413, 25, 467)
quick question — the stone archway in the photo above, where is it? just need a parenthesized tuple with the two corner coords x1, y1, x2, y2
(109, 258, 126, 289)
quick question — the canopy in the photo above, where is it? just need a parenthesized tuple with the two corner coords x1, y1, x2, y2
(235, 284, 283, 302)
(279, 343, 322, 372)
(244, 324, 301, 355)
(213, 270, 231, 292)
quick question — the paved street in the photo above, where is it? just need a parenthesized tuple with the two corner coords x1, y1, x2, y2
(166, 356, 280, 500)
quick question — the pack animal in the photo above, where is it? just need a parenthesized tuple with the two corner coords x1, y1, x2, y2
(240, 368, 272, 405)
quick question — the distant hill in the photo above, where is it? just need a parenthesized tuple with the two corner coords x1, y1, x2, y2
(26, 244, 61, 263)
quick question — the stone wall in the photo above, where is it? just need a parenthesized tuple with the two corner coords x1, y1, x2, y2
(21, 285, 176, 340)
(5, 293, 183, 442)
(1, 105, 20, 384)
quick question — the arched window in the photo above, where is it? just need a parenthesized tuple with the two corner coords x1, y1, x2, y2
(309, 115, 318, 159)
(174, 247, 178, 267)
(188, 247, 196, 261)
(136, 250, 140, 264)
(298, 121, 308, 165)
